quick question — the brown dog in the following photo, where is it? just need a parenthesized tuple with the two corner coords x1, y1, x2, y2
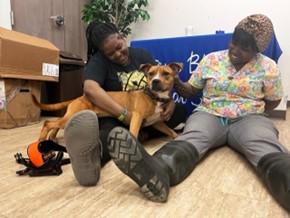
(32, 63, 183, 141)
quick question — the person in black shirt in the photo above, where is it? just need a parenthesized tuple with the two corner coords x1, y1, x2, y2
(64, 22, 187, 187)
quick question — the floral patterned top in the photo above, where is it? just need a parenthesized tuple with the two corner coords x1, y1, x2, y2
(188, 50, 283, 118)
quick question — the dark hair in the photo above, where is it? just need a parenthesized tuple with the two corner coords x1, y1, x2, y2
(86, 22, 120, 61)
(232, 28, 259, 52)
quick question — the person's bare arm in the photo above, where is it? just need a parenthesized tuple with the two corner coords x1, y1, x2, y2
(83, 80, 131, 123)
(264, 99, 281, 111)
(174, 77, 201, 98)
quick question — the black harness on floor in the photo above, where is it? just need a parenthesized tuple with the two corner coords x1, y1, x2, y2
(14, 140, 70, 176)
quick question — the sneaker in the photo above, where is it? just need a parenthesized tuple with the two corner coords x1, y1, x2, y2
(64, 110, 101, 186)
(107, 127, 169, 202)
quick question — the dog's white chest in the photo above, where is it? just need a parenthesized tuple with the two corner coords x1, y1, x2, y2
(143, 103, 163, 127)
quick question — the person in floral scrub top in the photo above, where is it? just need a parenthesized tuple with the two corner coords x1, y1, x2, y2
(107, 14, 290, 211)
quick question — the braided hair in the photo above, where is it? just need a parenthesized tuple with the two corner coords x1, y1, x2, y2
(86, 22, 120, 61)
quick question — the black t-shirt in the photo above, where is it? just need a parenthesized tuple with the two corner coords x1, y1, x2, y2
(84, 47, 156, 91)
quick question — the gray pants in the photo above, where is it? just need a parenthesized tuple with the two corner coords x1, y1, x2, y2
(176, 111, 288, 167)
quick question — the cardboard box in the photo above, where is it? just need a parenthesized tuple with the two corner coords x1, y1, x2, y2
(0, 79, 41, 128)
(0, 27, 59, 82)
(0, 28, 60, 128)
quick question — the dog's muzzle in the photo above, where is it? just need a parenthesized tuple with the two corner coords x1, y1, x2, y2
(151, 79, 163, 91)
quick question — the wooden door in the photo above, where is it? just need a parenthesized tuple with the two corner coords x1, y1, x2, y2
(10, 0, 88, 60)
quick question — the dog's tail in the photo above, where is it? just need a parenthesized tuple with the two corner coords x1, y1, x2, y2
(31, 94, 73, 111)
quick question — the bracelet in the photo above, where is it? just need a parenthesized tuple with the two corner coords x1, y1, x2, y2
(117, 108, 128, 122)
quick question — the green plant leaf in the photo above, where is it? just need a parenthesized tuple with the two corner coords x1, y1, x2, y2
(82, 0, 150, 37)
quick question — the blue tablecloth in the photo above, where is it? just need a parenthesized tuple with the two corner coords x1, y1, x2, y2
(130, 33, 282, 115)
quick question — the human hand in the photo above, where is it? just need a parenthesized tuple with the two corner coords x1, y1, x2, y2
(174, 75, 181, 87)
(161, 100, 175, 121)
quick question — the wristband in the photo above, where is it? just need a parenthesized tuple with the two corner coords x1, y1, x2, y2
(117, 108, 128, 122)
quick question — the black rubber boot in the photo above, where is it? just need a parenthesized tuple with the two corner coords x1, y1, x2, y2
(257, 152, 290, 212)
(153, 140, 199, 186)
(107, 127, 170, 202)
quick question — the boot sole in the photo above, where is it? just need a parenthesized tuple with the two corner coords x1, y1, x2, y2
(107, 127, 168, 202)
(64, 110, 101, 186)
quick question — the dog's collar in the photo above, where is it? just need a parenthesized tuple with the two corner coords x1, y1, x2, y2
(144, 87, 171, 103)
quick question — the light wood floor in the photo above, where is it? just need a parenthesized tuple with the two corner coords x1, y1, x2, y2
(1, 110, 290, 218)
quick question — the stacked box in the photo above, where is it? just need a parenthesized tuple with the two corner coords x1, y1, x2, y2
(0, 27, 59, 128)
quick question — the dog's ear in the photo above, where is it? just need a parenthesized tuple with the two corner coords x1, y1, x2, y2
(139, 63, 152, 73)
(168, 63, 183, 74)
